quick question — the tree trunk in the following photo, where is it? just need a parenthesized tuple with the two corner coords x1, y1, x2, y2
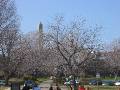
(5, 76, 9, 85)
(4, 72, 10, 85)
(114, 72, 118, 81)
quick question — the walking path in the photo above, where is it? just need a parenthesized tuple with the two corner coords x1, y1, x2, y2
(39, 79, 67, 90)
(39, 79, 53, 89)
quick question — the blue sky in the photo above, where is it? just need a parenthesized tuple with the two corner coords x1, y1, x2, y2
(15, 0, 120, 43)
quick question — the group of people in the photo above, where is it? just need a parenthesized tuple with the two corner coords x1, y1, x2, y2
(22, 83, 61, 90)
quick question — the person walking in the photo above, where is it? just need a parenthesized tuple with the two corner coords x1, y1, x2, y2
(49, 84, 53, 90)
(33, 84, 41, 90)
(56, 83, 61, 90)
(22, 84, 30, 90)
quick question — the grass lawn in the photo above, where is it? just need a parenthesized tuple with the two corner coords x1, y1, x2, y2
(84, 76, 120, 81)
(8, 77, 49, 85)
(36, 77, 49, 83)
(85, 86, 120, 90)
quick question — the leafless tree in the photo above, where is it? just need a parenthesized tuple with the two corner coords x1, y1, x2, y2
(106, 39, 120, 80)
(46, 16, 102, 76)
(19, 31, 55, 76)
(0, 0, 20, 84)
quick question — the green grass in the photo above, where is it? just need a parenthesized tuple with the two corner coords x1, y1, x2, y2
(84, 86, 120, 90)
(9, 78, 24, 82)
(8, 77, 49, 85)
(66, 85, 120, 90)
(79, 76, 120, 84)
(84, 76, 120, 81)
(101, 77, 120, 81)
(36, 77, 49, 84)
(9, 78, 24, 85)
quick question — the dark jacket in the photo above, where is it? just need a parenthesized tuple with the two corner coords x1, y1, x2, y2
(57, 86, 61, 90)
(22, 85, 30, 90)
(49, 86, 53, 90)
